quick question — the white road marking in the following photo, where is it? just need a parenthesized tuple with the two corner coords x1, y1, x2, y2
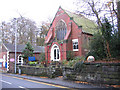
(19, 86, 25, 88)
(0, 80, 12, 85)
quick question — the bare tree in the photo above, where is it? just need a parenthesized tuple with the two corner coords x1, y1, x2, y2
(75, 0, 118, 30)
(117, 1, 120, 35)
(0, 16, 38, 45)
(0, 21, 12, 43)
(10, 16, 37, 45)
(105, 0, 120, 34)
(75, 0, 120, 59)
(36, 21, 50, 46)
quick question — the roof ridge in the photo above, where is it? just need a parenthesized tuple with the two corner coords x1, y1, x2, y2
(64, 9, 94, 23)
(62, 8, 97, 34)
(64, 9, 83, 17)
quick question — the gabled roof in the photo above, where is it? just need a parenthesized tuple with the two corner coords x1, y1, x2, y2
(64, 10, 97, 35)
(3, 43, 45, 53)
(50, 7, 97, 35)
(45, 7, 98, 43)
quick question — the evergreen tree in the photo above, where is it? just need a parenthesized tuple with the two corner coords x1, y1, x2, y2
(101, 18, 112, 59)
(110, 30, 120, 59)
(22, 42, 34, 64)
(87, 18, 113, 60)
(86, 32, 106, 60)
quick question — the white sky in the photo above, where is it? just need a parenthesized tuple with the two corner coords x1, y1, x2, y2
(0, 0, 77, 25)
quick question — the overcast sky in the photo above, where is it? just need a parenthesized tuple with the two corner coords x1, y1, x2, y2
(0, 0, 77, 25)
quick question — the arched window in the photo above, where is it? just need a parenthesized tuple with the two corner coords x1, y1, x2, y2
(17, 54, 23, 65)
(51, 44, 60, 61)
(56, 20, 67, 40)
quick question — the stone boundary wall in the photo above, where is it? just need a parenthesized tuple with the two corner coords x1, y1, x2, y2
(63, 63, 120, 85)
(18, 65, 62, 78)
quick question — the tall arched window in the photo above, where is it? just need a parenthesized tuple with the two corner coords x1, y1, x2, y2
(51, 44, 60, 61)
(56, 20, 67, 40)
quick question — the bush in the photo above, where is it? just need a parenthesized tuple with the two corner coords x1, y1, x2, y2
(62, 57, 85, 67)
(66, 51, 75, 61)
(61, 60, 68, 66)
(86, 32, 106, 60)
(39, 53, 45, 63)
(29, 61, 37, 65)
(73, 60, 84, 72)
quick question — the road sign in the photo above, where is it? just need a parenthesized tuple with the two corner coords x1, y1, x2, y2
(28, 57, 35, 61)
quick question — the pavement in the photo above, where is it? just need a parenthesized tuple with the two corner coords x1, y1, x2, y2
(1, 72, 107, 89)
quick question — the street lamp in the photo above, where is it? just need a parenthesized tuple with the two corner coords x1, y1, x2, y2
(14, 18, 17, 74)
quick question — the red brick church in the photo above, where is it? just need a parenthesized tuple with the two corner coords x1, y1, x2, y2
(45, 7, 97, 63)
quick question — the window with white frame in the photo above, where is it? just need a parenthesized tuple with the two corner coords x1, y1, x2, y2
(17, 55, 23, 65)
(72, 39, 78, 51)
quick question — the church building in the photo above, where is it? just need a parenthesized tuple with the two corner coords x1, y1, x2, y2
(45, 7, 97, 63)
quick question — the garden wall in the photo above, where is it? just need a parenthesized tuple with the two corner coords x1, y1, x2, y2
(63, 63, 120, 85)
(18, 65, 62, 78)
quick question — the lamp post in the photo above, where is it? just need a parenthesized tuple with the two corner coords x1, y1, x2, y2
(14, 18, 17, 74)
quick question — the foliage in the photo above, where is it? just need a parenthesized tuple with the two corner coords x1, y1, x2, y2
(39, 53, 45, 63)
(73, 60, 84, 72)
(66, 51, 75, 61)
(86, 33, 106, 60)
(0, 16, 50, 45)
(101, 18, 112, 59)
(36, 38, 45, 46)
(101, 18, 112, 41)
(110, 31, 120, 59)
(75, 0, 119, 31)
(61, 60, 68, 66)
(36, 22, 49, 46)
(67, 60, 77, 67)
(0, 17, 37, 45)
(62, 56, 85, 67)
(22, 42, 34, 63)
(87, 18, 120, 60)
(29, 61, 38, 65)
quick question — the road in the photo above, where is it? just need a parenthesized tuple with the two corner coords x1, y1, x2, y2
(0, 74, 70, 89)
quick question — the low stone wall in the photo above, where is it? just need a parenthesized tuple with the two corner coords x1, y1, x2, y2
(63, 63, 120, 85)
(18, 65, 62, 78)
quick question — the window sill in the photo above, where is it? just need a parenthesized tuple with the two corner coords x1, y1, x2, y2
(73, 49, 79, 51)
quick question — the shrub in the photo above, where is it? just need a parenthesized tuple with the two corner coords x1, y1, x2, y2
(39, 53, 45, 63)
(66, 51, 75, 61)
(73, 60, 84, 72)
(22, 42, 34, 64)
(29, 61, 37, 65)
(60, 60, 68, 66)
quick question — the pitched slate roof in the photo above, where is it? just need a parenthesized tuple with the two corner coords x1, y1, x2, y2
(3, 43, 45, 53)
(64, 10, 97, 34)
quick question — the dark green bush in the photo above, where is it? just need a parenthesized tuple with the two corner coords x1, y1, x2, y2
(66, 51, 75, 61)
(73, 61, 84, 72)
